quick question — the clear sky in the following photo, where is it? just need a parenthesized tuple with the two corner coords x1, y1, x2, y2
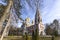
(0, 0, 60, 27)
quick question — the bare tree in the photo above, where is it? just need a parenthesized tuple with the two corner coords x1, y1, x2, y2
(0, 0, 13, 40)
(0, 14, 11, 40)
(0, 0, 23, 40)
(0, 0, 13, 34)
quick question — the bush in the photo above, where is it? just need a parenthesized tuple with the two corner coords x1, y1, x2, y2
(53, 30, 58, 36)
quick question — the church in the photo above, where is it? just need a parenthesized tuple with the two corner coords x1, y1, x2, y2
(21, 7, 45, 35)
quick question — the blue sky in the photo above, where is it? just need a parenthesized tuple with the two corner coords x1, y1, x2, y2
(20, 0, 60, 24)
(0, 0, 60, 27)
(41, 0, 60, 24)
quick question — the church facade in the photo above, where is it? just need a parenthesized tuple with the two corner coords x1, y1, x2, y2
(21, 8, 45, 35)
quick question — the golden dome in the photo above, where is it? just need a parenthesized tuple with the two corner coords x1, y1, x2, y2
(25, 17, 30, 22)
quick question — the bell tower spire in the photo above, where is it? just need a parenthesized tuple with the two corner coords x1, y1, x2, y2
(35, 0, 42, 24)
(35, 0, 45, 35)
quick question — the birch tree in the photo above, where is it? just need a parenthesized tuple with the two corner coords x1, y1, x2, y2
(0, 0, 13, 40)
(0, 0, 13, 34)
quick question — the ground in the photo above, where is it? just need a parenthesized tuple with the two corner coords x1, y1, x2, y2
(0, 36, 60, 40)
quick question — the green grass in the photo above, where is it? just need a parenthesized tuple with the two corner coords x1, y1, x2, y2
(1, 36, 60, 40)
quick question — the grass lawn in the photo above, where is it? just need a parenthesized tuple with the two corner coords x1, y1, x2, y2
(1, 36, 60, 40)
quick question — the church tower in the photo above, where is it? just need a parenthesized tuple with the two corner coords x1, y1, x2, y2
(35, 0, 45, 35)
(35, 8, 42, 24)
(35, 8, 45, 35)
(35, 0, 42, 25)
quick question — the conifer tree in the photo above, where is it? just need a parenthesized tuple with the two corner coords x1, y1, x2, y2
(35, 27, 39, 40)
(32, 31, 35, 40)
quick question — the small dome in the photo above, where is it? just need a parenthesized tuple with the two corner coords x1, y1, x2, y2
(25, 17, 30, 22)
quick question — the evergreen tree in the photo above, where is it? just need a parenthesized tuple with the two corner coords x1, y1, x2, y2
(23, 32, 28, 40)
(35, 27, 39, 40)
(32, 31, 35, 40)
(32, 24, 39, 40)
(25, 33, 28, 40)
(51, 36, 54, 40)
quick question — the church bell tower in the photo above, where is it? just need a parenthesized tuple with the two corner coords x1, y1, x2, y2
(35, 0, 45, 35)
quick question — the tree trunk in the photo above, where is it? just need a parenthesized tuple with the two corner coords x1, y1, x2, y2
(0, 16, 11, 40)
(0, 0, 13, 35)
(0, 0, 13, 40)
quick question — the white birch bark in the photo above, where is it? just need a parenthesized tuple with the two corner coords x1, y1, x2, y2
(0, 0, 13, 33)
(0, 16, 11, 40)
(0, 0, 13, 40)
